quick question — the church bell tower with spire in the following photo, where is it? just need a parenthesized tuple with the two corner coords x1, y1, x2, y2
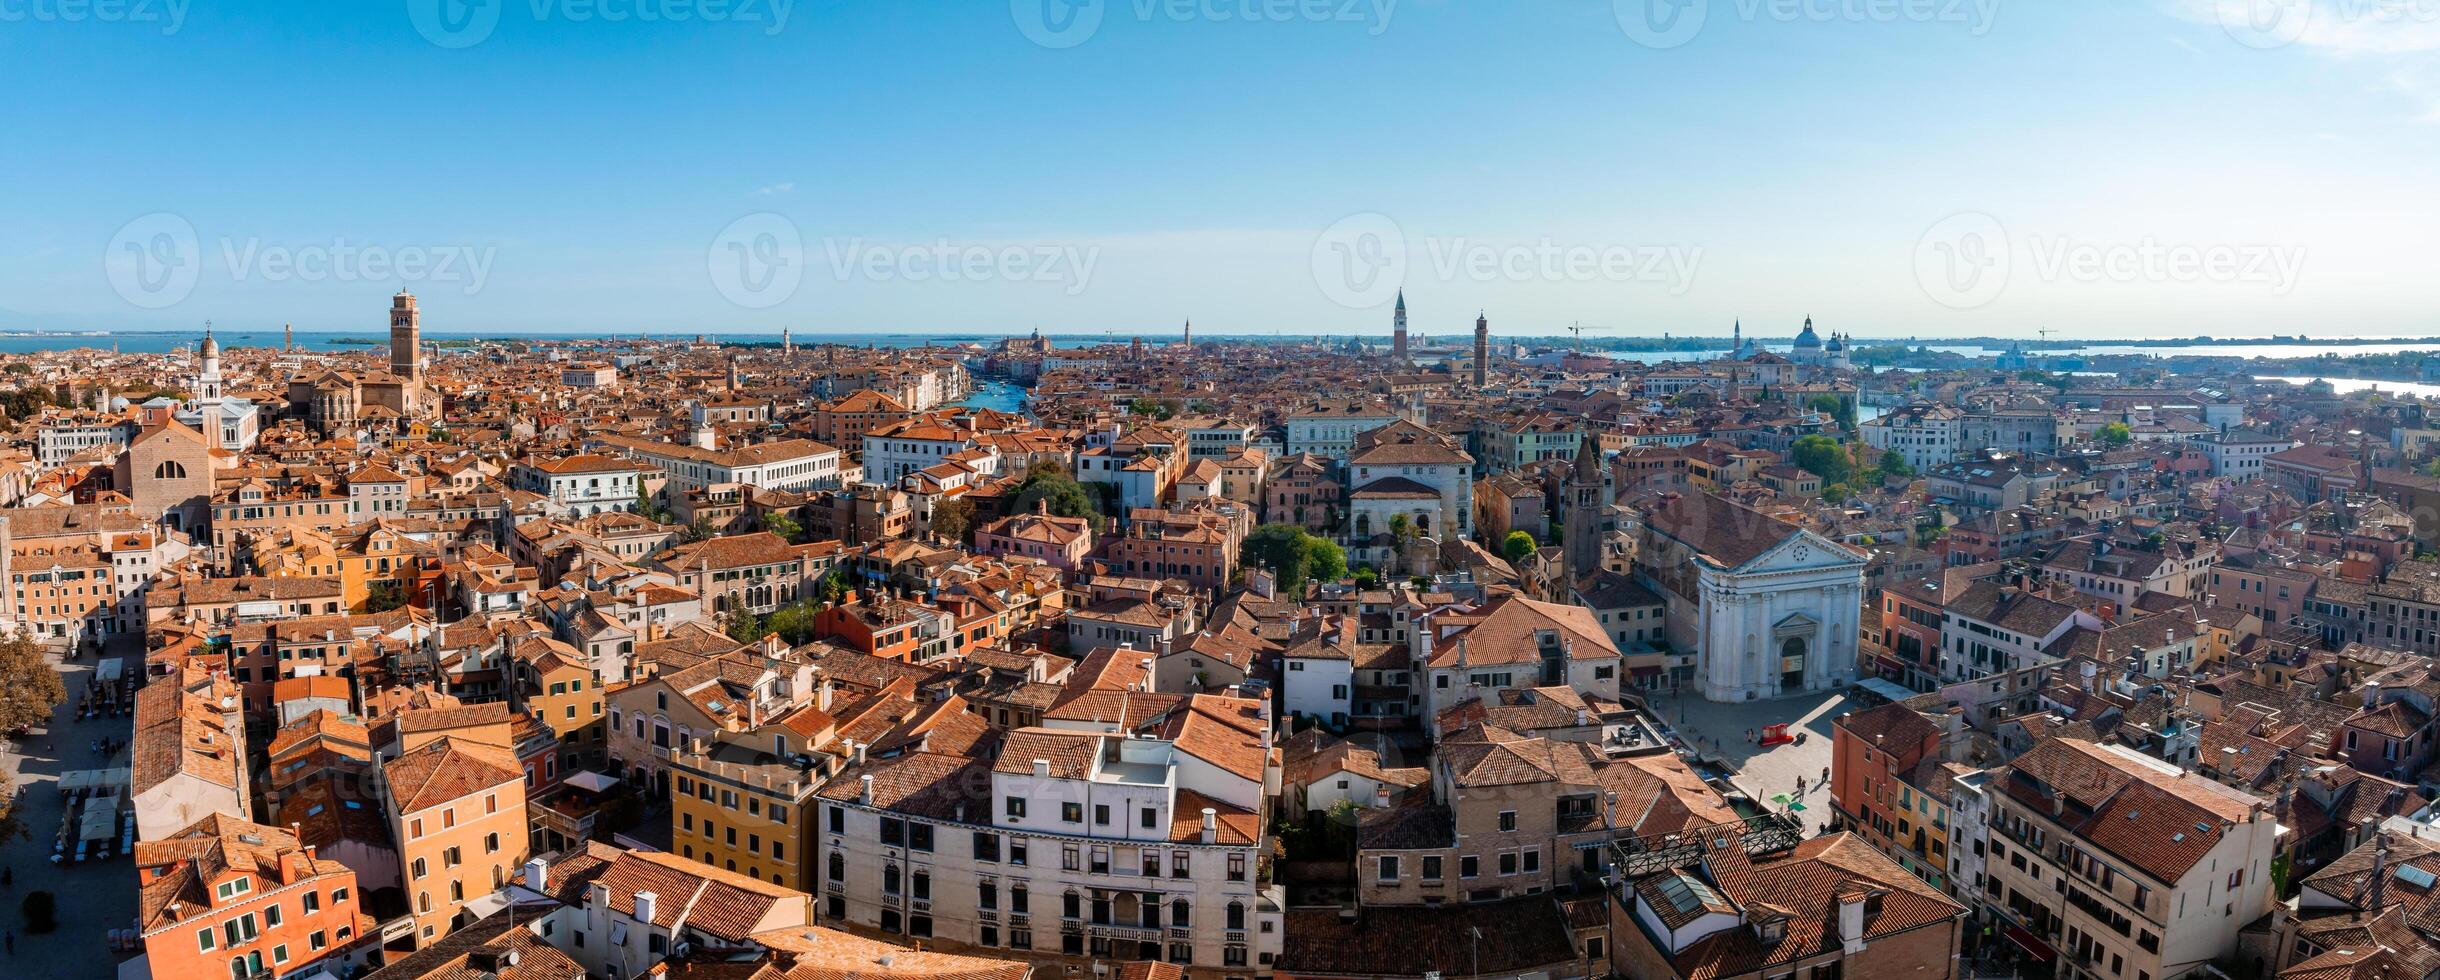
(1562, 428, 1608, 593)
(1392, 291, 1409, 362)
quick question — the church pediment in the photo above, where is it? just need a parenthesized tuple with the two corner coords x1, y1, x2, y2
(1733, 530, 1866, 575)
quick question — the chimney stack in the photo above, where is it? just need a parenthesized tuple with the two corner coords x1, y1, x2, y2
(1836, 894, 1868, 953)
(524, 857, 549, 890)
(1200, 807, 1218, 845)
(859, 774, 875, 805)
(633, 890, 658, 925)
(1032, 758, 1051, 778)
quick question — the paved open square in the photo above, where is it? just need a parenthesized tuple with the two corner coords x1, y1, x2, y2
(1646, 685, 1852, 834)
(0, 640, 142, 980)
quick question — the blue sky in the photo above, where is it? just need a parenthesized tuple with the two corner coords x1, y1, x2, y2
(3, 0, 2438, 338)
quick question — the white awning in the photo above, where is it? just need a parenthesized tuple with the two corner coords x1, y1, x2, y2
(565, 771, 621, 793)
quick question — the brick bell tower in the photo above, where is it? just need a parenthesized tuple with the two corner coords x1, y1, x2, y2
(389, 290, 421, 382)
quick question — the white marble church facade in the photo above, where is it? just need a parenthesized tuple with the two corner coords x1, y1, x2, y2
(1636, 493, 1869, 702)
(1689, 536, 1867, 702)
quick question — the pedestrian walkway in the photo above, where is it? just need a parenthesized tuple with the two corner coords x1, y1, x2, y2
(1645, 684, 1850, 835)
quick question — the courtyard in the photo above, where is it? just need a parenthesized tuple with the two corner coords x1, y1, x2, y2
(1644, 684, 1853, 835)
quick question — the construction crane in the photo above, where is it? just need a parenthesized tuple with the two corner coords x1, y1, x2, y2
(1569, 321, 1626, 353)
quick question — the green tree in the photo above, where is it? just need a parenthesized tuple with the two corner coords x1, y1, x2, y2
(0, 769, 28, 846)
(812, 569, 850, 607)
(724, 609, 768, 643)
(1306, 536, 1348, 585)
(763, 511, 802, 543)
(1351, 566, 1380, 590)
(363, 581, 410, 614)
(2099, 422, 2133, 446)
(1127, 397, 1174, 420)
(1501, 530, 1539, 563)
(1806, 393, 1857, 430)
(683, 516, 715, 542)
(1790, 435, 1852, 485)
(1822, 482, 1852, 504)
(1877, 449, 1914, 479)
(0, 632, 67, 736)
(20, 890, 54, 934)
(1011, 465, 1102, 521)
(1386, 514, 1416, 564)
(1241, 524, 1346, 594)
(929, 497, 974, 543)
(764, 599, 823, 645)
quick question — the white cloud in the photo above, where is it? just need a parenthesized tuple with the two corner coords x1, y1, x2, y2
(2166, 0, 2440, 117)
(752, 182, 797, 196)
(2166, 0, 2440, 53)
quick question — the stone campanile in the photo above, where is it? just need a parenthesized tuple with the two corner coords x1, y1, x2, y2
(1392, 290, 1408, 362)
(390, 290, 421, 381)
(1472, 311, 1489, 387)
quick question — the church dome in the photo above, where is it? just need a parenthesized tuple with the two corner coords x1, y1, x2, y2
(1793, 317, 1822, 349)
(1825, 331, 1845, 352)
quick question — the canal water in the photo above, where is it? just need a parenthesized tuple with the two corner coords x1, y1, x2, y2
(958, 376, 1032, 416)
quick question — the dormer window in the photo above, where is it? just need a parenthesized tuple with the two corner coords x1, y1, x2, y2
(214, 876, 252, 901)
(1757, 917, 1786, 944)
